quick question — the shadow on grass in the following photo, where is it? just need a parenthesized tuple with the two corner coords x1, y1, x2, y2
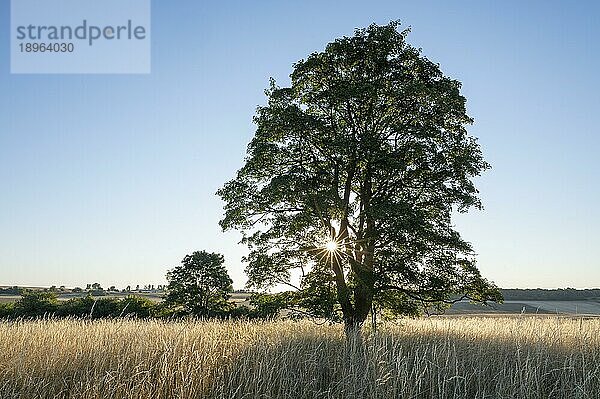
(211, 324, 600, 399)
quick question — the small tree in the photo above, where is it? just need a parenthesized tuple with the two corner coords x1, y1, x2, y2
(165, 251, 233, 316)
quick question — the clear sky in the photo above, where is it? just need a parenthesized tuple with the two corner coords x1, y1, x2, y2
(1, 1, 599, 290)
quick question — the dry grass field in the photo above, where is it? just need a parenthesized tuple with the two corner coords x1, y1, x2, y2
(1, 317, 599, 399)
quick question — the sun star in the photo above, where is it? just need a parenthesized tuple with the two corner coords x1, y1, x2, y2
(325, 240, 338, 252)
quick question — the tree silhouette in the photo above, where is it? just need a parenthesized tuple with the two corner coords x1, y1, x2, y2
(218, 22, 501, 333)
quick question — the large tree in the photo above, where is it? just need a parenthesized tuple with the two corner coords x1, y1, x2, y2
(165, 251, 233, 316)
(218, 22, 500, 333)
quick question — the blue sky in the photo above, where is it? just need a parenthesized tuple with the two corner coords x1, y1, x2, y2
(1, 1, 599, 289)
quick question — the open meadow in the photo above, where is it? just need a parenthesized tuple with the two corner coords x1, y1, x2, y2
(1, 317, 599, 399)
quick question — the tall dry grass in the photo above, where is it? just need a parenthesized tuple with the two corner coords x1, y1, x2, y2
(0, 317, 599, 398)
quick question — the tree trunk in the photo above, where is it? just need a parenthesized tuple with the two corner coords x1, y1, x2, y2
(341, 279, 373, 340)
(343, 315, 364, 345)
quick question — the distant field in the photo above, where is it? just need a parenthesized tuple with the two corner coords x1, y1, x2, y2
(1, 317, 599, 398)
(505, 300, 600, 315)
(0, 291, 251, 305)
(447, 299, 600, 315)
(4, 292, 600, 317)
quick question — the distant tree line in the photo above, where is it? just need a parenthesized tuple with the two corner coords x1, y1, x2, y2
(0, 286, 23, 295)
(0, 250, 288, 322)
(0, 284, 168, 297)
(0, 289, 284, 320)
(3, 285, 599, 321)
(0, 291, 160, 319)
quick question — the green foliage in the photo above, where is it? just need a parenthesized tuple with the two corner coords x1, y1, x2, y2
(90, 297, 121, 318)
(225, 304, 255, 319)
(14, 290, 59, 317)
(0, 290, 249, 320)
(55, 295, 96, 317)
(296, 265, 342, 321)
(248, 292, 292, 319)
(218, 21, 500, 330)
(53, 295, 122, 318)
(375, 291, 422, 319)
(165, 251, 234, 317)
(0, 292, 164, 320)
(120, 295, 157, 318)
(0, 302, 14, 318)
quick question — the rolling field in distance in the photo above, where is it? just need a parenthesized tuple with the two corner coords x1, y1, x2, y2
(446, 300, 600, 316)
(1, 317, 599, 399)
(0, 290, 250, 305)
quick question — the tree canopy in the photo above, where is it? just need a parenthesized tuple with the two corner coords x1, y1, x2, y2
(218, 21, 501, 332)
(165, 251, 233, 316)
